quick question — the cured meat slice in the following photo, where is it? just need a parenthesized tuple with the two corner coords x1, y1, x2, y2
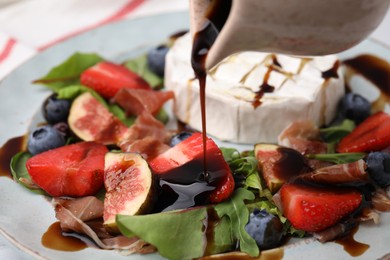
(120, 136, 171, 161)
(278, 120, 327, 155)
(53, 196, 155, 252)
(114, 88, 174, 116)
(296, 159, 368, 184)
(117, 112, 171, 149)
(372, 189, 390, 212)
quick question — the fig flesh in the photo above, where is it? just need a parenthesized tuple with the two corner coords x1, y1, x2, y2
(255, 143, 308, 193)
(68, 92, 129, 145)
(103, 152, 155, 233)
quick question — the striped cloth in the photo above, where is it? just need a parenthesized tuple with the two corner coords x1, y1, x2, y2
(0, 0, 188, 80)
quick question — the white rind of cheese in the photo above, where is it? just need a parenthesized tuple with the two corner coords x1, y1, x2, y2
(165, 33, 345, 144)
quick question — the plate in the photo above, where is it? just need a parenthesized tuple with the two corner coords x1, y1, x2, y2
(0, 11, 390, 260)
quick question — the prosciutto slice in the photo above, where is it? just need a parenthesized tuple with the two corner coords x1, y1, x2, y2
(372, 188, 390, 212)
(296, 159, 368, 184)
(52, 196, 155, 253)
(314, 218, 358, 243)
(278, 120, 328, 155)
(118, 112, 172, 149)
(278, 120, 329, 169)
(114, 88, 174, 116)
(120, 136, 171, 161)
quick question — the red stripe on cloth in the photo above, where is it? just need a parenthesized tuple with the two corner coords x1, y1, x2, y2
(38, 0, 145, 51)
(0, 38, 17, 64)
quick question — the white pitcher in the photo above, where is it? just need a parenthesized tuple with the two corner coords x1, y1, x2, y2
(190, 0, 390, 70)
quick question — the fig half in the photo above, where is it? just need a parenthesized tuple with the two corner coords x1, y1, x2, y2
(103, 152, 155, 233)
(255, 143, 308, 193)
(68, 92, 129, 145)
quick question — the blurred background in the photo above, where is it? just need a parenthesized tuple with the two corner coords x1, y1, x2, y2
(0, 0, 188, 79)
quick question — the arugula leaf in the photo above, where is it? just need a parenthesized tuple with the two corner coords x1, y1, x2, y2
(57, 84, 91, 100)
(221, 147, 241, 161)
(116, 189, 258, 259)
(10, 152, 46, 195)
(215, 188, 258, 257)
(155, 108, 169, 124)
(222, 148, 269, 198)
(107, 103, 136, 127)
(117, 207, 208, 260)
(124, 54, 164, 89)
(306, 152, 366, 164)
(320, 119, 355, 143)
(206, 214, 234, 255)
(33, 53, 103, 91)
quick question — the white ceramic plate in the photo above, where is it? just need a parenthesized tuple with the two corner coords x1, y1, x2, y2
(1, 11, 390, 260)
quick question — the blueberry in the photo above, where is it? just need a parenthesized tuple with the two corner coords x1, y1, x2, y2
(245, 209, 284, 250)
(338, 93, 371, 125)
(27, 125, 66, 155)
(366, 152, 390, 187)
(169, 132, 193, 147)
(42, 94, 71, 124)
(147, 45, 169, 77)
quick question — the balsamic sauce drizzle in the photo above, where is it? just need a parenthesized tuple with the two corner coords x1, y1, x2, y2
(191, 0, 231, 177)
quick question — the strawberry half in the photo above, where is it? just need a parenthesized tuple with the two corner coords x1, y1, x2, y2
(26, 142, 108, 197)
(337, 111, 390, 153)
(149, 132, 234, 203)
(80, 61, 151, 99)
(280, 183, 362, 232)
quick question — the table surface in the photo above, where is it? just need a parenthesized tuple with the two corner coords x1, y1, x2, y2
(1, 1, 390, 259)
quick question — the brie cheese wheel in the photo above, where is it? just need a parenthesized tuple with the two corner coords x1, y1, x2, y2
(165, 33, 345, 144)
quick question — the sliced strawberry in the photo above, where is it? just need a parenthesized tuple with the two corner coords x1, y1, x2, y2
(209, 172, 235, 203)
(80, 61, 151, 99)
(337, 111, 390, 153)
(280, 183, 362, 232)
(149, 133, 234, 203)
(26, 142, 108, 197)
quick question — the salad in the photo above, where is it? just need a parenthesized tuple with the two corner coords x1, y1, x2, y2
(5, 30, 390, 260)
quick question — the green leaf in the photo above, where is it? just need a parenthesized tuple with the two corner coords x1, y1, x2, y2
(155, 108, 169, 124)
(94, 188, 106, 202)
(117, 208, 208, 260)
(107, 103, 136, 127)
(33, 52, 103, 91)
(206, 214, 234, 255)
(245, 173, 262, 191)
(320, 119, 355, 143)
(222, 149, 268, 197)
(124, 54, 163, 89)
(214, 188, 259, 257)
(221, 147, 241, 161)
(57, 84, 90, 100)
(10, 152, 46, 195)
(306, 152, 366, 164)
(116, 189, 258, 259)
